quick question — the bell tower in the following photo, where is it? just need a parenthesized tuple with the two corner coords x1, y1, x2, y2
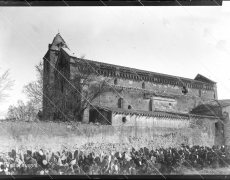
(42, 33, 69, 120)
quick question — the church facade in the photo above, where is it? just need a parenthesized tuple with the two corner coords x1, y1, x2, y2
(43, 34, 230, 147)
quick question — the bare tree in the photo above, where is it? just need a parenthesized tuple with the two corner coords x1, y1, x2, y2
(7, 100, 37, 121)
(22, 61, 43, 112)
(0, 69, 14, 103)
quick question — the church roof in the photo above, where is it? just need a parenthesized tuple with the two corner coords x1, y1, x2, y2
(194, 74, 216, 84)
(61, 47, 77, 58)
(95, 105, 218, 120)
(61, 47, 216, 87)
(192, 99, 230, 110)
(190, 99, 230, 118)
(217, 99, 230, 108)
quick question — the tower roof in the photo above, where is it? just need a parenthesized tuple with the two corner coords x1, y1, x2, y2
(49, 33, 69, 51)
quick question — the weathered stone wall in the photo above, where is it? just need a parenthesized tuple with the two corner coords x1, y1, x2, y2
(112, 114, 190, 128)
(0, 120, 218, 152)
(192, 118, 216, 147)
(85, 76, 214, 113)
(43, 50, 60, 120)
(214, 119, 225, 146)
(94, 84, 212, 114)
(111, 114, 217, 147)
(104, 77, 215, 99)
(222, 106, 230, 146)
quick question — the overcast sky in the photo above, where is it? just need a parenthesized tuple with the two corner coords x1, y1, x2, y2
(0, 3, 230, 118)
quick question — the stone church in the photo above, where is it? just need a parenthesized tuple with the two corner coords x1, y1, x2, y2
(43, 33, 230, 146)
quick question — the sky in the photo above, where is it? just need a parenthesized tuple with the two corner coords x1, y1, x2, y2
(0, 3, 230, 118)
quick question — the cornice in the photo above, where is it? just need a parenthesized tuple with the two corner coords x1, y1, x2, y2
(69, 58, 215, 91)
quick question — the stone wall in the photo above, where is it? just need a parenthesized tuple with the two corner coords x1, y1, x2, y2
(97, 76, 215, 99)
(0, 119, 218, 152)
(112, 114, 190, 128)
(192, 118, 216, 147)
(91, 83, 212, 114)
(222, 106, 230, 146)
(111, 114, 217, 147)
(43, 50, 60, 120)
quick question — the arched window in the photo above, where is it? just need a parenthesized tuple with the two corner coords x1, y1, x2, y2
(128, 105, 132, 109)
(118, 98, 123, 109)
(114, 78, 118, 85)
(142, 82, 145, 89)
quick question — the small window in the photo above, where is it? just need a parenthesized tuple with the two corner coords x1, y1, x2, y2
(122, 117, 127, 123)
(142, 82, 145, 89)
(149, 99, 152, 111)
(118, 98, 123, 109)
(128, 105, 132, 109)
(114, 78, 118, 85)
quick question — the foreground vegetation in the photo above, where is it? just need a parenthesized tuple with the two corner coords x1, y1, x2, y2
(184, 167, 230, 175)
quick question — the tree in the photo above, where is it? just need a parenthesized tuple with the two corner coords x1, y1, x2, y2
(22, 61, 43, 112)
(6, 100, 37, 121)
(0, 69, 14, 103)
